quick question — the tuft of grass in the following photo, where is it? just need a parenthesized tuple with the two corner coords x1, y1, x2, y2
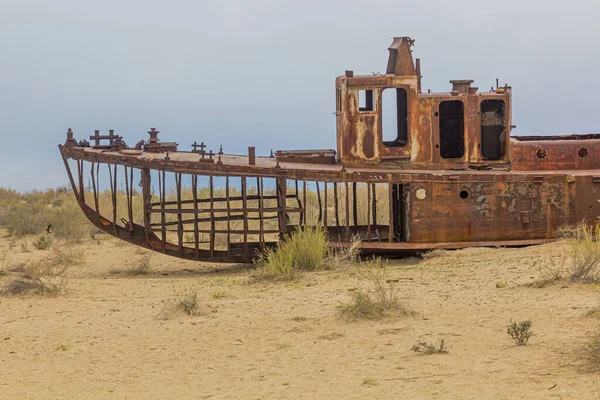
(174, 288, 199, 316)
(55, 343, 69, 351)
(253, 226, 329, 280)
(337, 258, 407, 321)
(507, 319, 533, 346)
(32, 234, 53, 250)
(130, 254, 151, 275)
(361, 377, 377, 386)
(20, 241, 30, 253)
(421, 248, 449, 260)
(211, 291, 229, 300)
(540, 223, 600, 284)
(0, 250, 10, 275)
(411, 339, 448, 355)
(109, 254, 152, 276)
(582, 332, 600, 372)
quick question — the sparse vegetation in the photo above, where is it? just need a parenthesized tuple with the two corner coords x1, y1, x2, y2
(337, 258, 407, 321)
(361, 377, 377, 386)
(253, 226, 329, 280)
(109, 254, 152, 276)
(507, 319, 533, 346)
(33, 234, 53, 250)
(174, 288, 199, 315)
(411, 339, 448, 355)
(211, 291, 229, 299)
(539, 223, 600, 284)
(1, 259, 68, 296)
(582, 332, 600, 372)
(0, 250, 10, 275)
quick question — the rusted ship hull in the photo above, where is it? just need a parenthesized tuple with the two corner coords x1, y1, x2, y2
(59, 139, 598, 263)
(59, 37, 600, 263)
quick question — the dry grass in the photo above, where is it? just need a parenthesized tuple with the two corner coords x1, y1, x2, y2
(411, 339, 448, 355)
(582, 332, 600, 372)
(535, 223, 600, 285)
(337, 257, 408, 321)
(253, 226, 329, 280)
(109, 254, 152, 276)
(507, 319, 533, 346)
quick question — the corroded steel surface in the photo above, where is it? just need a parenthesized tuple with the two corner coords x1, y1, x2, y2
(59, 37, 600, 262)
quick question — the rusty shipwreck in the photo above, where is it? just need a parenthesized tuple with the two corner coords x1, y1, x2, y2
(59, 37, 600, 262)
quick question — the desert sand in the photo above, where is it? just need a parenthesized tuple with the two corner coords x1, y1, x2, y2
(1, 233, 599, 399)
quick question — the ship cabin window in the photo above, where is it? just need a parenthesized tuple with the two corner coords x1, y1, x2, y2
(382, 88, 408, 148)
(336, 89, 342, 111)
(480, 100, 506, 160)
(439, 100, 465, 159)
(358, 90, 374, 112)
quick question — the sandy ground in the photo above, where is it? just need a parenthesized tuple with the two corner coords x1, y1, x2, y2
(1, 233, 600, 399)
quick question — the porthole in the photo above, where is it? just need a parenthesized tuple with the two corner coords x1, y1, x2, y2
(459, 190, 469, 199)
(415, 188, 427, 200)
(578, 147, 589, 159)
(536, 148, 548, 160)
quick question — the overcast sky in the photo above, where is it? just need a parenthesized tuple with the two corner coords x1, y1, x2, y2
(1, 0, 599, 191)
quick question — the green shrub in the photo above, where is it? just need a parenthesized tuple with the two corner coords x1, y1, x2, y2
(48, 197, 90, 243)
(412, 339, 448, 355)
(175, 288, 199, 315)
(254, 226, 329, 280)
(583, 332, 600, 372)
(33, 235, 53, 250)
(507, 319, 533, 346)
(569, 223, 600, 282)
(6, 202, 48, 237)
(338, 258, 406, 321)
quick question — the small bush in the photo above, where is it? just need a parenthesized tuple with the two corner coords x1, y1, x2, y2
(569, 223, 600, 282)
(411, 339, 448, 355)
(47, 198, 90, 243)
(338, 258, 406, 321)
(175, 288, 199, 315)
(507, 319, 533, 346)
(0, 250, 10, 275)
(254, 226, 328, 280)
(583, 332, 600, 372)
(33, 235, 53, 250)
(538, 223, 600, 284)
(1, 260, 67, 296)
(6, 202, 48, 237)
(130, 254, 151, 275)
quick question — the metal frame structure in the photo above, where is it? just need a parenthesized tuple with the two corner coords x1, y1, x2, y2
(59, 37, 600, 262)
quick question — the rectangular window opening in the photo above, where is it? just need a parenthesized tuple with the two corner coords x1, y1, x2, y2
(382, 88, 408, 148)
(358, 89, 374, 112)
(480, 99, 506, 160)
(439, 100, 465, 159)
